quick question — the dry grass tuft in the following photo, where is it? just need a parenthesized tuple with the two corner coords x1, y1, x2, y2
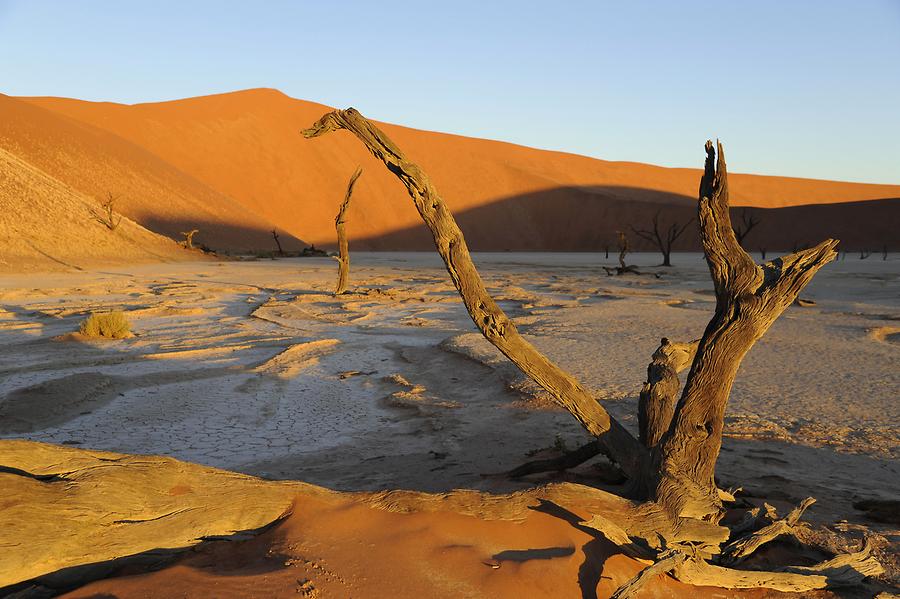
(79, 311, 131, 339)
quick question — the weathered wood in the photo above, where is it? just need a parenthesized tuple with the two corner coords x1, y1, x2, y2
(651, 141, 839, 521)
(672, 540, 883, 592)
(637, 338, 698, 448)
(720, 497, 815, 565)
(583, 501, 729, 556)
(334, 166, 362, 295)
(0, 439, 309, 589)
(592, 510, 882, 595)
(302, 109, 648, 476)
(611, 551, 687, 598)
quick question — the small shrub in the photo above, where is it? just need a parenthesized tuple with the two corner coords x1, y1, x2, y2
(79, 311, 131, 339)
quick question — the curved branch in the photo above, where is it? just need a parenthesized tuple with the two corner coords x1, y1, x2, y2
(303, 109, 647, 477)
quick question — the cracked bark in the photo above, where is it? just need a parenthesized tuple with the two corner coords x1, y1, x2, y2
(650, 142, 838, 521)
(637, 338, 698, 449)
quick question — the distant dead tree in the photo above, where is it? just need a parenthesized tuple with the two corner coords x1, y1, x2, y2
(334, 166, 363, 295)
(732, 208, 760, 247)
(860, 249, 871, 260)
(603, 231, 642, 275)
(91, 192, 123, 231)
(882, 246, 887, 261)
(303, 111, 869, 593)
(630, 211, 692, 267)
(272, 229, 285, 256)
(180, 229, 199, 249)
(758, 247, 767, 260)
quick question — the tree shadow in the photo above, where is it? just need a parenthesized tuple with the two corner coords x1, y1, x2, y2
(529, 498, 621, 599)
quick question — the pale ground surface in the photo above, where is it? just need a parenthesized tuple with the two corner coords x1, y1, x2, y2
(1, 252, 897, 527)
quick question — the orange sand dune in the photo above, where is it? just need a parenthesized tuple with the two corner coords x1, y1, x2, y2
(65, 489, 785, 599)
(0, 94, 302, 253)
(20, 89, 900, 252)
(0, 144, 194, 272)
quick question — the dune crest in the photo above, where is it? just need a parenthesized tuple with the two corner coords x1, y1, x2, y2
(8, 88, 898, 254)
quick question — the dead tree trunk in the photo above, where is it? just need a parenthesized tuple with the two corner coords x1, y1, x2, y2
(638, 338, 698, 449)
(649, 142, 838, 521)
(91, 192, 123, 231)
(334, 167, 362, 295)
(631, 211, 692, 267)
(180, 229, 199, 249)
(302, 108, 646, 476)
(603, 231, 644, 276)
(272, 229, 285, 256)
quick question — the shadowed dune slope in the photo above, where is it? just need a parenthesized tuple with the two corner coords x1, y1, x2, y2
(20, 89, 900, 251)
(354, 187, 900, 252)
(0, 94, 303, 253)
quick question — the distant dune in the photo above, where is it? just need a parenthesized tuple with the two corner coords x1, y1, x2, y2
(3, 88, 898, 261)
(0, 144, 194, 272)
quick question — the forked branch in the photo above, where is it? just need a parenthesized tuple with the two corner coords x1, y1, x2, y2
(651, 141, 839, 521)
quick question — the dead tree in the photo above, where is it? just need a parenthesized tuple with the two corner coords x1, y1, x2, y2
(303, 110, 875, 593)
(91, 192, 123, 231)
(272, 229, 285, 256)
(603, 231, 643, 276)
(758, 248, 766, 260)
(334, 167, 363, 295)
(180, 229, 199, 250)
(732, 208, 759, 247)
(859, 249, 871, 260)
(882, 246, 888, 261)
(630, 211, 693, 267)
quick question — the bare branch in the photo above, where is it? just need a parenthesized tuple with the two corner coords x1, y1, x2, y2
(334, 166, 362, 295)
(302, 108, 647, 476)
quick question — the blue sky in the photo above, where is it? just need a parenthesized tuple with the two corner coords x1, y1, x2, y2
(1, 0, 898, 184)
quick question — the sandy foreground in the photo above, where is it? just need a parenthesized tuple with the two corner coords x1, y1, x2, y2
(1, 252, 897, 596)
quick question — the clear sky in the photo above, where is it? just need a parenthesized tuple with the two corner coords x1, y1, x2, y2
(1, 0, 898, 184)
